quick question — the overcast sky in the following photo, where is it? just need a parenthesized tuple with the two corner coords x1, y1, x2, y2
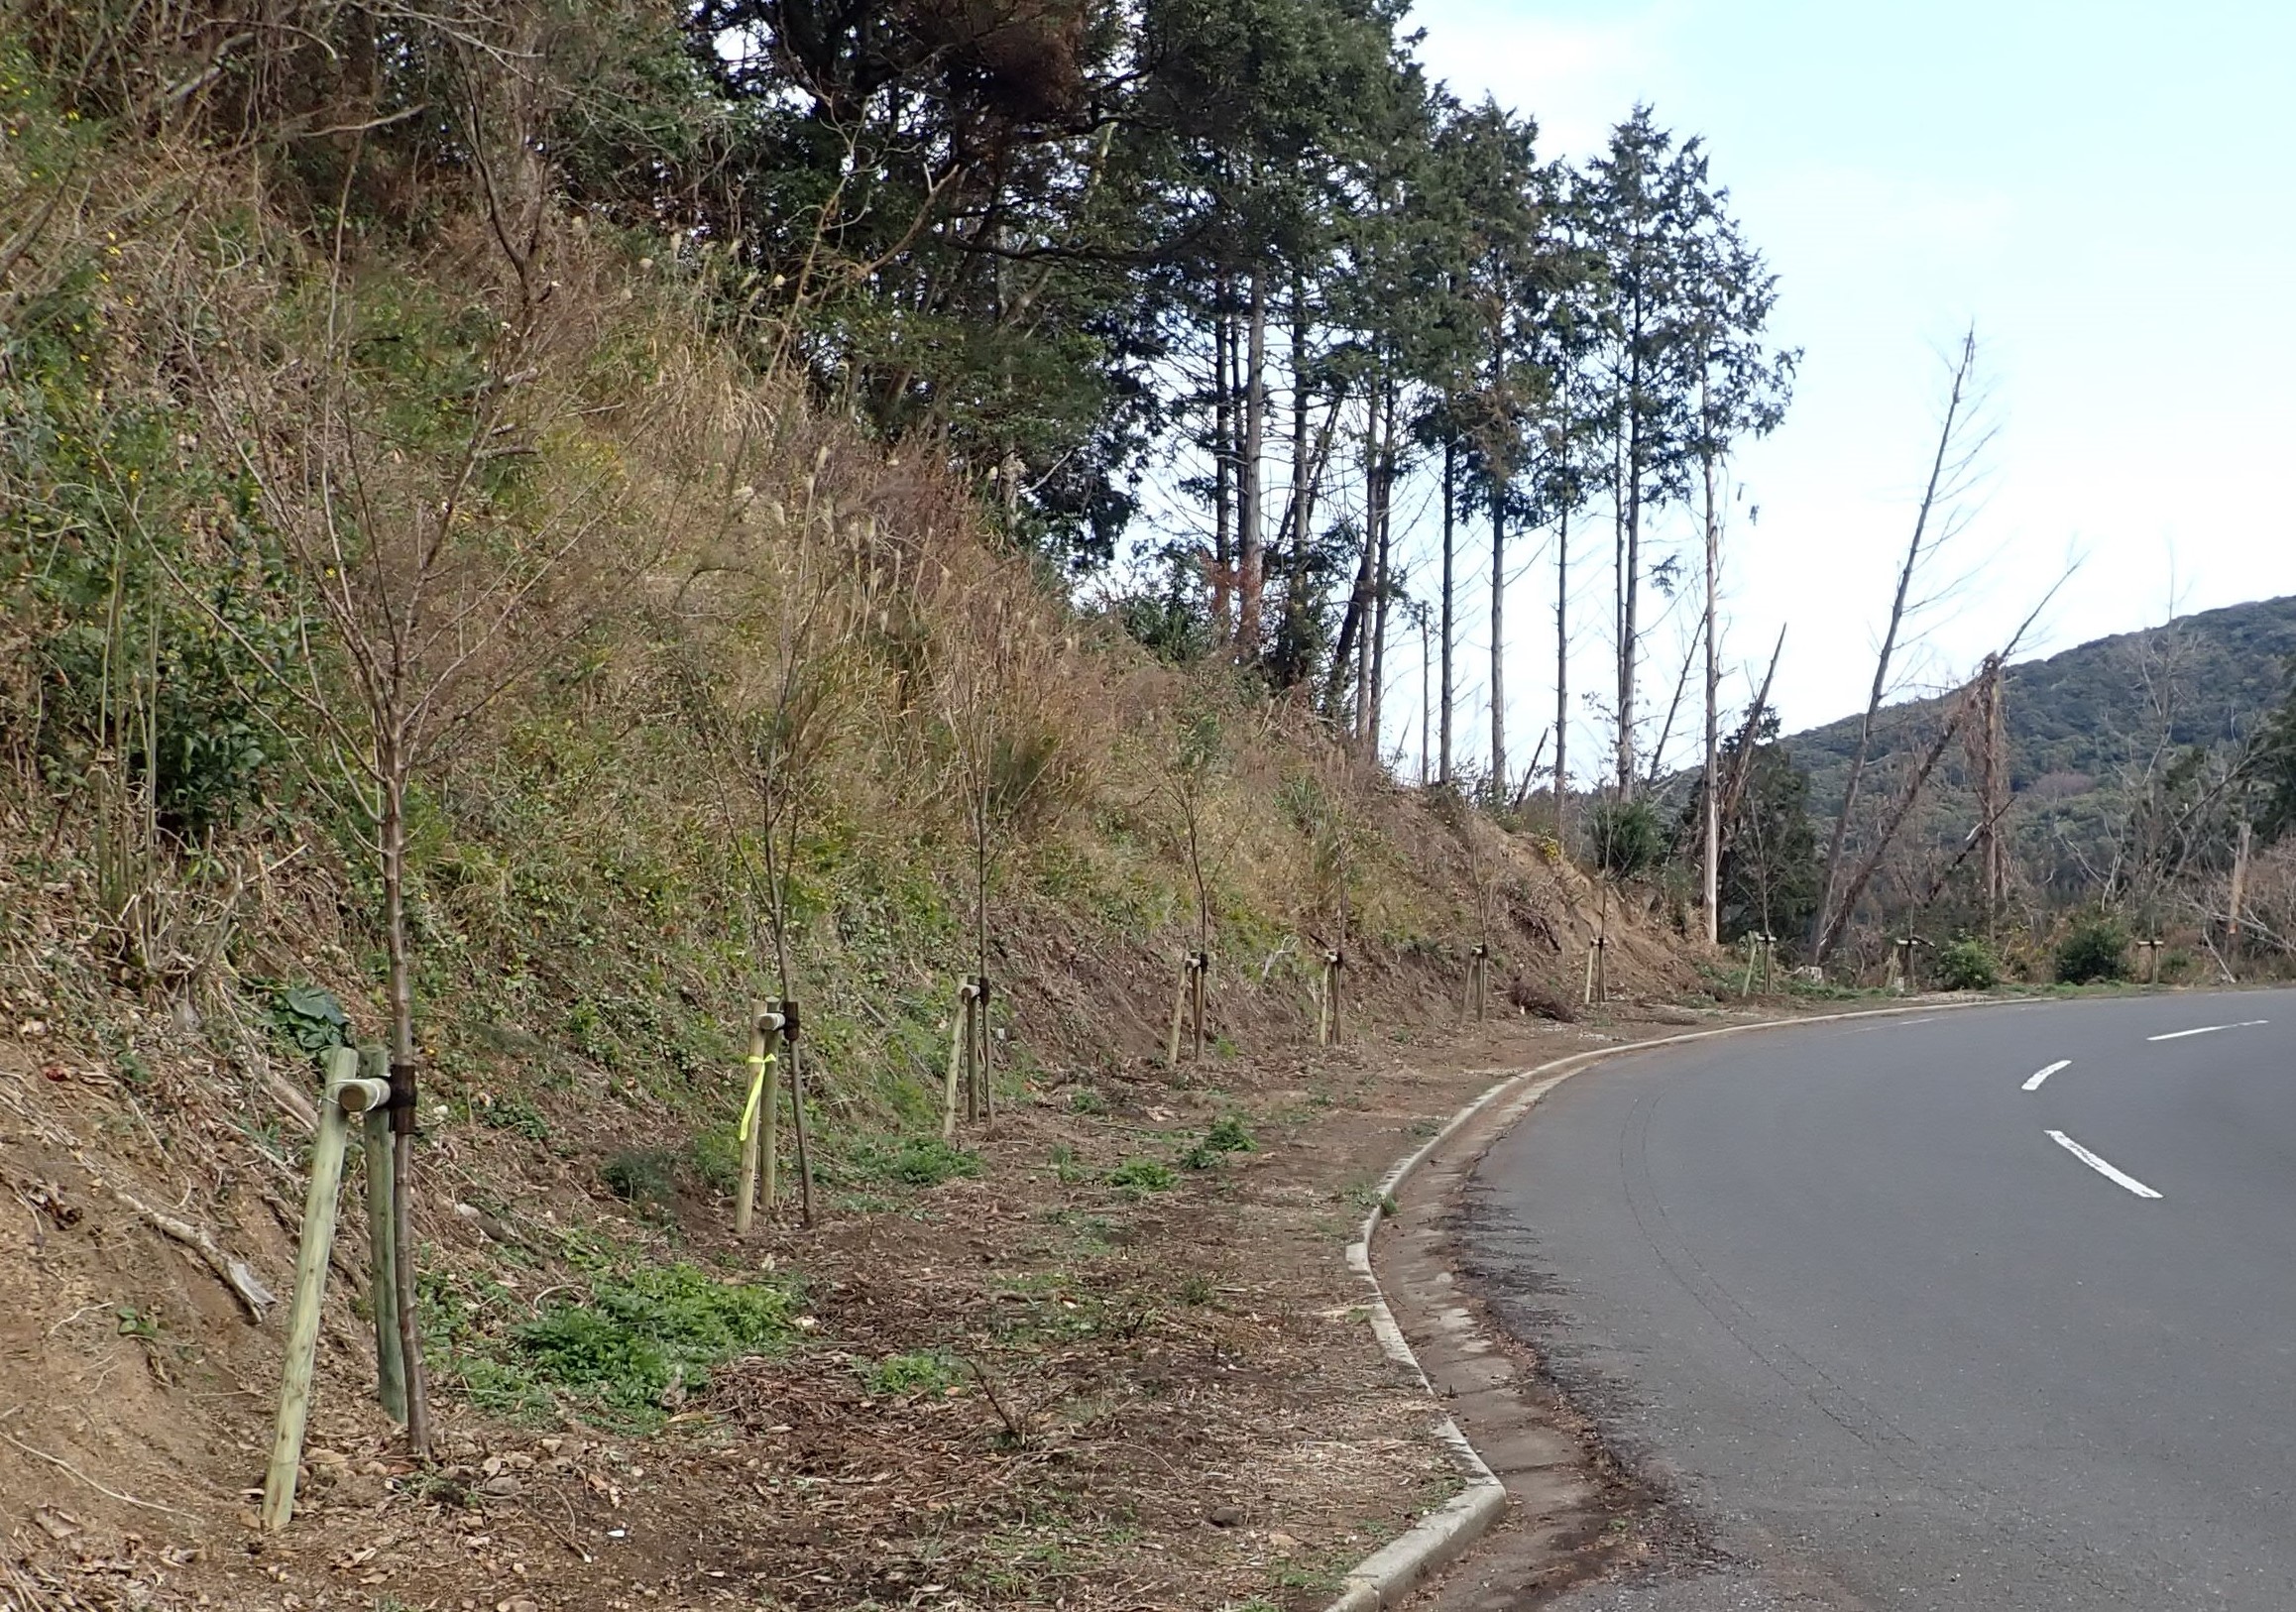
(1372, 0, 2296, 777)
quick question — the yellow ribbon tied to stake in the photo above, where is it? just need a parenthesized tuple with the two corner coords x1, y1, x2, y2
(738, 1052, 777, 1142)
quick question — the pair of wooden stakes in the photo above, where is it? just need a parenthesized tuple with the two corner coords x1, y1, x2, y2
(735, 1000, 814, 1233)
(260, 1047, 405, 1533)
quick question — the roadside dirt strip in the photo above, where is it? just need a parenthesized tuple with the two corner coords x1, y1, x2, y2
(1333, 1000, 1991, 1612)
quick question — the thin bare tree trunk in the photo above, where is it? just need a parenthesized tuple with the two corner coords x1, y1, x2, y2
(1439, 437, 1455, 785)
(1326, 495, 1375, 723)
(1618, 386, 1643, 797)
(1645, 618, 1701, 789)
(1353, 395, 1377, 740)
(1238, 270, 1268, 659)
(1553, 502, 1569, 833)
(1811, 329, 1979, 957)
(1211, 299, 1232, 639)
(1420, 611, 1432, 784)
(380, 761, 429, 1456)
(1701, 431, 1721, 946)
(1715, 627, 1786, 851)
(1368, 384, 1394, 754)
(1489, 468, 1506, 802)
(1816, 687, 1977, 961)
(1288, 283, 1310, 671)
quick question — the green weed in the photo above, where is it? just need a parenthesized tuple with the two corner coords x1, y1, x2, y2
(835, 1134, 983, 1189)
(1106, 1157, 1176, 1194)
(862, 1350, 958, 1398)
(1182, 1114, 1255, 1168)
(478, 1093, 550, 1141)
(435, 1262, 801, 1427)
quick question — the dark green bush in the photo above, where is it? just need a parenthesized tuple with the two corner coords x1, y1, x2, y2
(2055, 913, 2129, 984)
(599, 1147, 679, 1206)
(1587, 799, 1666, 878)
(1933, 937, 2002, 991)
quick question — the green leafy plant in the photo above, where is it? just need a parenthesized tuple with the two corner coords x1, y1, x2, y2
(478, 1094, 550, 1141)
(1181, 1114, 1257, 1169)
(508, 1263, 802, 1421)
(2055, 912, 2129, 984)
(837, 1134, 983, 1189)
(271, 982, 352, 1056)
(1106, 1157, 1176, 1194)
(862, 1350, 958, 1398)
(1933, 936, 2002, 991)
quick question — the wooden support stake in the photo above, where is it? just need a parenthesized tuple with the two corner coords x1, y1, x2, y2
(779, 1000, 816, 1226)
(943, 981, 973, 1139)
(737, 1002, 768, 1236)
(263, 1050, 361, 1534)
(1320, 952, 1341, 1046)
(1582, 936, 1608, 1006)
(1166, 955, 1191, 1068)
(356, 1046, 405, 1425)
(1190, 953, 1208, 1059)
(1467, 945, 1488, 1022)
(761, 1013, 781, 1211)
(972, 977, 993, 1124)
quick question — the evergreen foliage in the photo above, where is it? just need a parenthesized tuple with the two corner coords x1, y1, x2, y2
(2055, 913, 2130, 984)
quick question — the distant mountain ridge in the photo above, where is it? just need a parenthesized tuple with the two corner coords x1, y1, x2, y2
(1781, 595, 2296, 820)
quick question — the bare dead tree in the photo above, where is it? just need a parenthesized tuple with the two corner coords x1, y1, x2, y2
(1813, 581, 2066, 963)
(1810, 327, 1996, 959)
(1711, 628, 1786, 861)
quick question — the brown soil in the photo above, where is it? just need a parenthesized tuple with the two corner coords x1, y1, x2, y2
(0, 991, 1789, 1612)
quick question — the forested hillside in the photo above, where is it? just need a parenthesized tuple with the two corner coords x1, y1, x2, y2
(1787, 596, 2296, 809)
(1683, 593, 2296, 979)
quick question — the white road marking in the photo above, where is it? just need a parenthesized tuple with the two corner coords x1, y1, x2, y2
(2046, 1130, 2163, 1200)
(2022, 1060, 2071, 1092)
(2146, 1019, 2269, 1042)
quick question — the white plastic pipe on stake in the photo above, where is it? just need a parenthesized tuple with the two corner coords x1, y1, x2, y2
(263, 1049, 392, 1533)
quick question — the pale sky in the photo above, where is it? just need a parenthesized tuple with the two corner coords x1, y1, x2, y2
(1376, 0, 2296, 781)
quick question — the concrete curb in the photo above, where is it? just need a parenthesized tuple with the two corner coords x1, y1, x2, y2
(1323, 993, 2002, 1612)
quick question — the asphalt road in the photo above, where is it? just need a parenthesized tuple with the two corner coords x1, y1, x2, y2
(1459, 989, 2296, 1611)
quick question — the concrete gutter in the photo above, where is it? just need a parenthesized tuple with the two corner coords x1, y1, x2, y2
(1323, 994, 1999, 1612)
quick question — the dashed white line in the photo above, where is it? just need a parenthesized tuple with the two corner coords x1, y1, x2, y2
(2146, 1019, 2269, 1043)
(2022, 1060, 2071, 1092)
(2046, 1130, 2163, 1200)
